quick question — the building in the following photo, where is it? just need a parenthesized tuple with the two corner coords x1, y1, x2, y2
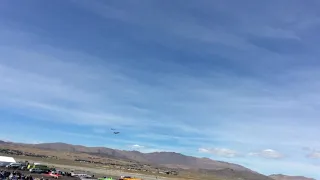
(0, 155, 16, 167)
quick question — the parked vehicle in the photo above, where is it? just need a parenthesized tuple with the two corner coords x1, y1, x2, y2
(82, 177, 98, 180)
(98, 177, 113, 180)
(47, 171, 62, 179)
(0, 162, 8, 167)
(5, 163, 22, 168)
(71, 172, 92, 178)
(119, 176, 141, 180)
(30, 168, 46, 173)
(28, 163, 49, 171)
(54, 170, 65, 176)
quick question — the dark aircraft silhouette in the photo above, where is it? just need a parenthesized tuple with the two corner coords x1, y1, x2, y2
(113, 132, 120, 134)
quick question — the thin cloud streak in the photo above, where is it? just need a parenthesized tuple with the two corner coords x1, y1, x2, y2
(1, 40, 320, 153)
(248, 149, 284, 159)
(198, 148, 240, 158)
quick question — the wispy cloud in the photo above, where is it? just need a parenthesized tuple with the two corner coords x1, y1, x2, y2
(198, 148, 240, 158)
(304, 148, 320, 159)
(127, 144, 171, 153)
(248, 149, 284, 159)
(307, 152, 320, 159)
(130, 144, 145, 149)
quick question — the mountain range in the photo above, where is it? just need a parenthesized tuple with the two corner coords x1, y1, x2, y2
(0, 140, 314, 180)
(28, 142, 250, 170)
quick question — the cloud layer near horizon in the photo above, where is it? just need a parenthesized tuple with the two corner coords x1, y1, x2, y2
(1, 0, 320, 179)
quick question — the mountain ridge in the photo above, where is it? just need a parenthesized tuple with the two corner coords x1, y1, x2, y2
(269, 174, 316, 180)
(26, 142, 251, 171)
(0, 141, 314, 180)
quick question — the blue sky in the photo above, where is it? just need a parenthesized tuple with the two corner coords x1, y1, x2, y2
(1, 0, 320, 179)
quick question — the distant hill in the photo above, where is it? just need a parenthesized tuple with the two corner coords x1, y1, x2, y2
(21, 142, 274, 180)
(202, 168, 274, 180)
(1, 141, 312, 180)
(28, 142, 251, 171)
(269, 174, 316, 180)
(0, 140, 9, 144)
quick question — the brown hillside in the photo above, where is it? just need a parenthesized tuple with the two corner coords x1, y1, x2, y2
(269, 174, 316, 180)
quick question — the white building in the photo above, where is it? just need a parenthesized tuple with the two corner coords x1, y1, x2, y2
(0, 155, 16, 166)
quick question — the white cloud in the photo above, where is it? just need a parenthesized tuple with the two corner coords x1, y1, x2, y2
(304, 148, 320, 159)
(198, 148, 210, 153)
(131, 144, 145, 149)
(248, 149, 284, 159)
(198, 148, 239, 158)
(30, 141, 44, 144)
(127, 144, 166, 153)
